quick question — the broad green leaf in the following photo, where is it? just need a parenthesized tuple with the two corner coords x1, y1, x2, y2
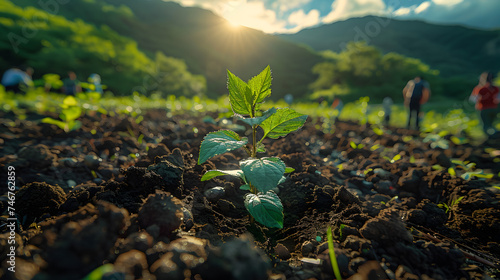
(260, 108, 307, 139)
(198, 130, 248, 164)
(285, 167, 295, 173)
(240, 184, 251, 191)
(248, 65, 272, 105)
(236, 107, 276, 126)
(201, 169, 244, 181)
(227, 70, 253, 116)
(240, 157, 285, 193)
(244, 191, 283, 228)
(350, 142, 357, 149)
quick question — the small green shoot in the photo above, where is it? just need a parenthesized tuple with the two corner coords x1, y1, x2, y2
(41, 96, 82, 132)
(338, 224, 346, 239)
(198, 66, 308, 229)
(383, 154, 401, 163)
(349, 141, 365, 149)
(372, 126, 384, 135)
(370, 144, 380, 151)
(438, 196, 464, 213)
(327, 226, 342, 280)
(81, 264, 114, 280)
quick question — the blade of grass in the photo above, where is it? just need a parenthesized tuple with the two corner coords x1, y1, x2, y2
(327, 226, 342, 280)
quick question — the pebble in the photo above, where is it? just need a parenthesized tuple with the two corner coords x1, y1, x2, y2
(373, 168, 391, 179)
(204, 186, 225, 201)
(59, 157, 78, 168)
(66, 180, 76, 188)
(84, 154, 102, 169)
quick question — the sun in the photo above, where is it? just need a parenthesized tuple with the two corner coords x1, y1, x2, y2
(225, 18, 242, 30)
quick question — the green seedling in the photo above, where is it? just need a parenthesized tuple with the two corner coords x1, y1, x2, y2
(423, 134, 449, 149)
(438, 196, 464, 213)
(198, 66, 307, 229)
(41, 95, 82, 132)
(450, 159, 494, 180)
(327, 226, 342, 280)
(338, 224, 346, 239)
(381, 195, 399, 205)
(370, 144, 380, 151)
(372, 126, 384, 135)
(383, 154, 401, 163)
(349, 141, 365, 149)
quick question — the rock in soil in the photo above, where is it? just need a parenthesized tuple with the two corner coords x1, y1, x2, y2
(137, 191, 184, 237)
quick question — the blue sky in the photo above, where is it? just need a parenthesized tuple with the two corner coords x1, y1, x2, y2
(169, 0, 500, 33)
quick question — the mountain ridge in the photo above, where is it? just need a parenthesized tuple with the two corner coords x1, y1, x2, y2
(278, 15, 500, 78)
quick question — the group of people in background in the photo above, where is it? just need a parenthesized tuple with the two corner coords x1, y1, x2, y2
(2, 65, 499, 140)
(400, 72, 498, 140)
(326, 71, 499, 140)
(1, 67, 103, 96)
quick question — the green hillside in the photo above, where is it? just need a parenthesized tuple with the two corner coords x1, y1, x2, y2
(2, 1, 498, 102)
(1, 0, 322, 99)
(279, 16, 500, 79)
(0, 0, 205, 96)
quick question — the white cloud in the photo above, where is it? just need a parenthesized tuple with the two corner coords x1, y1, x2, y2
(393, 0, 500, 29)
(415, 1, 431, 14)
(287, 9, 320, 32)
(272, 0, 312, 12)
(393, 7, 411, 16)
(432, 0, 464, 6)
(322, 0, 387, 24)
(222, 1, 287, 33)
(170, 0, 288, 33)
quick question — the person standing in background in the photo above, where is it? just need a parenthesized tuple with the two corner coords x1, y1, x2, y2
(62, 71, 82, 96)
(403, 76, 430, 130)
(88, 73, 103, 94)
(382, 96, 393, 126)
(1, 66, 33, 93)
(470, 72, 499, 139)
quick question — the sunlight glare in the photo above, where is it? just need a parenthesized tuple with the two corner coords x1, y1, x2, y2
(226, 19, 241, 29)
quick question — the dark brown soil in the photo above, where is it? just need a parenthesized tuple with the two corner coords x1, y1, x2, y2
(1, 109, 499, 280)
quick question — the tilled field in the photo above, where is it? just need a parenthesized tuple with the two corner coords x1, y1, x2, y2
(1, 109, 499, 280)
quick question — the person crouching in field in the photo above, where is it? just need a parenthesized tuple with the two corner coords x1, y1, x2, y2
(403, 76, 430, 130)
(470, 72, 500, 139)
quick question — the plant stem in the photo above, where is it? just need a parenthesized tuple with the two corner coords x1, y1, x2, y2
(252, 124, 257, 158)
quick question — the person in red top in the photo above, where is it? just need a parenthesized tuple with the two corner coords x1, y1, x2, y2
(470, 72, 499, 138)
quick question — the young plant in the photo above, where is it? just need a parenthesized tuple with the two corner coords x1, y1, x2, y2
(41, 95, 82, 132)
(438, 196, 464, 213)
(197, 66, 307, 229)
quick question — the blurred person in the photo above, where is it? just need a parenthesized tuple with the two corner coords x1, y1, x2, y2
(382, 96, 393, 126)
(469, 72, 499, 138)
(284, 93, 293, 106)
(403, 76, 430, 130)
(87, 73, 103, 94)
(1, 66, 33, 93)
(62, 71, 82, 96)
(331, 96, 343, 114)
